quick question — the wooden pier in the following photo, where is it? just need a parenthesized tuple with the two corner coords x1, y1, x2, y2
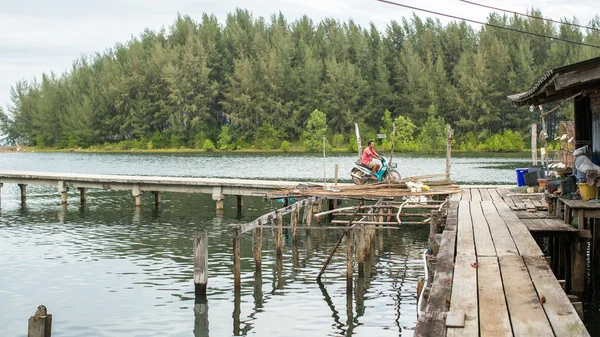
(416, 187, 589, 336)
(0, 170, 315, 211)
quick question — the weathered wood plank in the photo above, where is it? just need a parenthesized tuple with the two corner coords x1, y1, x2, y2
(461, 189, 471, 201)
(446, 255, 478, 337)
(470, 202, 496, 257)
(470, 189, 482, 202)
(524, 256, 590, 337)
(519, 218, 539, 232)
(495, 202, 544, 257)
(481, 201, 518, 256)
(479, 189, 492, 201)
(499, 256, 554, 337)
(478, 256, 512, 337)
(457, 201, 475, 257)
(488, 188, 504, 202)
(414, 312, 447, 337)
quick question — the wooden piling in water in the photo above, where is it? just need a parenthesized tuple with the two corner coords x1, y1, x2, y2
(78, 188, 86, 205)
(237, 195, 243, 212)
(357, 228, 364, 278)
(194, 231, 209, 295)
(0, 182, 3, 206)
(347, 229, 354, 286)
(253, 220, 263, 272)
(132, 185, 143, 207)
(18, 183, 26, 203)
(233, 228, 241, 287)
(276, 211, 283, 257)
(292, 204, 299, 243)
(152, 191, 161, 207)
(28, 305, 52, 337)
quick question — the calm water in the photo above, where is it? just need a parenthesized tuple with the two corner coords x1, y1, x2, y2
(0, 151, 544, 337)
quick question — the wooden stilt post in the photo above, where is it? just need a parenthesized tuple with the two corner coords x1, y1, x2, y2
(531, 123, 538, 166)
(237, 196, 243, 212)
(78, 188, 86, 205)
(334, 164, 339, 187)
(233, 287, 241, 335)
(445, 126, 454, 180)
(212, 187, 224, 212)
(276, 211, 283, 257)
(28, 305, 52, 337)
(292, 204, 299, 243)
(18, 183, 27, 204)
(306, 201, 313, 227)
(152, 191, 161, 207)
(347, 229, 354, 287)
(253, 220, 263, 272)
(314, 199, 322, 225)
(571, 239, 587, 294)
(593, 221, 600, 269)
(357, 228, 364, 278)
(233, 227, 241, 287)
(0, 183, 2, 206)
(194, 231, 208, 295)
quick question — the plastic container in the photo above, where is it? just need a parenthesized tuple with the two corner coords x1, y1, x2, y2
(578, 182, 596, 201)
(516, 168, 528, 186)
(524, 172, 539, 187)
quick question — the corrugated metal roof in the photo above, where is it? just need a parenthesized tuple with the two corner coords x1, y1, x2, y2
(507, 56, 600, 105)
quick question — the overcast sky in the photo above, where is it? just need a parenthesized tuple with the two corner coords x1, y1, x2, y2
(0, 0, 597, 112)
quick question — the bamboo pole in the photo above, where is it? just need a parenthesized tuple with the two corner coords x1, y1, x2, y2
(347, 229, 354, 285)
(531, 123, 538, 165)
(357, 227, 364, 278)
(292, 204, 299, 243)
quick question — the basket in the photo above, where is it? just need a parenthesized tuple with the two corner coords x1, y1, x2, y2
(577, 183, 596, 201)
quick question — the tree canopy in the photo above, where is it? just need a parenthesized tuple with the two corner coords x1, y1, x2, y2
(2, 10, 599, 151)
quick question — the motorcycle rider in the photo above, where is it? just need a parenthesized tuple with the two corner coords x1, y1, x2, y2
(362, 141, 382, 178)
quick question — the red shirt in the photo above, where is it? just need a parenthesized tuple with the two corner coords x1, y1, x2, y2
(362, 147, 375, 165)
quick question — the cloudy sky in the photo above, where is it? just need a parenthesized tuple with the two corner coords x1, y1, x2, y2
(1, 0, 597, 112)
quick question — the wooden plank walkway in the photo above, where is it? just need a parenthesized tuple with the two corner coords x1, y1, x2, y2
(415, 187, 589, 337)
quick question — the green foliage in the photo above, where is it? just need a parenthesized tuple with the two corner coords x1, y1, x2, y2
(4, 10, 596, 150)
(416, 104, 447, 153)
(280, 140, 291, 152)
(482, 130, 524, 152)
(150, 132, 170, 149)
(332, 133, 345, 149)
(202, 139, 216, 151)
(459, 132, 478, 152)
(303, 109, 330, 152)
(217, 126, 232, 150)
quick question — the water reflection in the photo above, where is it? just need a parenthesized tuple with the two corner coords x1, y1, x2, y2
(0, 185, 428, 337)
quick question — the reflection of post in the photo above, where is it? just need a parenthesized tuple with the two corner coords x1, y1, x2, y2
(355, 278, 365, 317)
(19, 183, 27, 204)
(233, 287, 241, 336)
(194, 294, 209, 337)
(253, 271, 263, 310)
(194, 231, 209, 295)
(346, 281, 354, 335)
(292, 240, 299, 270)
(276, 254, 284, 289)
(317, 278, 344, 330)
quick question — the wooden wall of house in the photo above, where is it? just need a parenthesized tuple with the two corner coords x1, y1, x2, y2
(592, 90, 600, 151)
(575, 93, 592, 150)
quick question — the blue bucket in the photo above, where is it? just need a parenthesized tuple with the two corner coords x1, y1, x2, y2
(516, 168, 528, 186)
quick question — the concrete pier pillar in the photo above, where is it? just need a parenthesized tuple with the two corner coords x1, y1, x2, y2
(58, 181, 68, 205)
(78, 188, 86, 205)
(18, 184, 27, 203)
(132, 185, 143, 207)
(212, 187, 224, 212)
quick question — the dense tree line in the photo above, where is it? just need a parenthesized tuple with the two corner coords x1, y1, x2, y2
(1, 10, 600, 152)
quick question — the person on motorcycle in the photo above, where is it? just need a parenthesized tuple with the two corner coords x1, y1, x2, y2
(362, 141, 381, 178)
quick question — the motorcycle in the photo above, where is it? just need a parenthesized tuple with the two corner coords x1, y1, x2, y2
(350, 155, 401, 185)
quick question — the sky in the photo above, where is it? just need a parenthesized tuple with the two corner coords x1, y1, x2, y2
(0, 0, 598, 112)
